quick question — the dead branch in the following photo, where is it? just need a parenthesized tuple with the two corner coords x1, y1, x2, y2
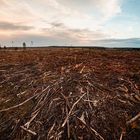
(62, 93, 86, 127)
(77, 116, 104, 140)
(127, 112, 140, 125)
(20, 126, 37, 136)
(0, 90, 39, 112)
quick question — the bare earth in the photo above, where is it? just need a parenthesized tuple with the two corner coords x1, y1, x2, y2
(0, 48, 140, 140)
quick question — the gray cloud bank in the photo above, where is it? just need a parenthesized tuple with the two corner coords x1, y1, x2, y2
(0, 21, 34, 31)
(94, 38, 140, 48)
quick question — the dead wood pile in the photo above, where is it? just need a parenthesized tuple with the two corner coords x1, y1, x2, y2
(0, 63, 140, 140)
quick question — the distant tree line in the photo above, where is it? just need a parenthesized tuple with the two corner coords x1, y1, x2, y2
(0, 42, 27, 50)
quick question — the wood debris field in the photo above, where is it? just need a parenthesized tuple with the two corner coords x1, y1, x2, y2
(0, 47, 140, 140)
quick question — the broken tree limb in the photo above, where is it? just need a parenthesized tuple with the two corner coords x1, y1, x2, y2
(0, 90, 39, 113)
(62, 93, 86, 127)
(20, 126, 37, 136)
(127, 112, 140, 125)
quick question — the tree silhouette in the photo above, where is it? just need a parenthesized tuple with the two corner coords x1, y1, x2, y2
(23, 42, 26, 49)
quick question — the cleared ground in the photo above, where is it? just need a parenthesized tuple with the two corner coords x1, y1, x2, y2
(0, 48, 140, 140)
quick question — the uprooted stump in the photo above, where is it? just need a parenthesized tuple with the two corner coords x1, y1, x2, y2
(0, 65, 140, 140)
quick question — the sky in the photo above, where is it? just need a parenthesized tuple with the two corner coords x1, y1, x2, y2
(0, 0, 140, 47)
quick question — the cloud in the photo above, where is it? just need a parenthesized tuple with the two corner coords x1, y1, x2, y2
(0, 0, 123, 33)
(57, 0, 122, 20)
(93, 38, 140, 47)
(1, 0, 138, 48)
(42, 22, 107, 43)
(0, 23, 107, 47)
(93, 0, 122, 19)
(1, 34, 140, 48)
(0, 21, 34, 31)
(0, 0, 39, 23)
(37, 0, 123, 32)
(50, 22, 65, 28)
(0, 0, 6, 6)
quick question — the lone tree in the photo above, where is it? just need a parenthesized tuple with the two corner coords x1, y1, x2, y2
(23, 42, 26, 49)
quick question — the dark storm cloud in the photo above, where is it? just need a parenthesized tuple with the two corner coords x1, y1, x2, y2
(0, 21, 34, 31)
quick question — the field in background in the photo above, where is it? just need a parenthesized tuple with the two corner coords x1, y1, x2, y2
(0, 48, 140, 140)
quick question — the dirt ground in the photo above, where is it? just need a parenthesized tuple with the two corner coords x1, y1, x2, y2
(0, 47, 140, 140)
